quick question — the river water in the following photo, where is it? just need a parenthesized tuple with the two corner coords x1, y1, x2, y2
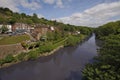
(0, 34, 98, 80)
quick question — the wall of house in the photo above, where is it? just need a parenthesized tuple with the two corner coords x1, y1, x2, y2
(12, 23, 34, 32)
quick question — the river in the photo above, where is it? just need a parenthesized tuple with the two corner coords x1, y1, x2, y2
(0, 34, 98, 80)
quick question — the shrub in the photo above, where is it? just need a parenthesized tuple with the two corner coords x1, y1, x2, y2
(21, 41, 29, 49)
(27, 51, 38, 60)
(0, 59, 4, 66)
(65, 36, 80, 46)
(38, 44, 53, 53)
(17, 52, 26, 61)
(3, 54, 15, 63)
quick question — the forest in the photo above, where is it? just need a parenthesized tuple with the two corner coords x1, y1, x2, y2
(83, 20, 120, 80)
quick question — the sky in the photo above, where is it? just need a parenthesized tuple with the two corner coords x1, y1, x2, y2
(0, 0, 120, 27)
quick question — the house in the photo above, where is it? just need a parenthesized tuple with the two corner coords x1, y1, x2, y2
(0, 25, 2, 28)
(0, 24, 12, 33)
(76, 31, 80, 34)
(12, 23, 34, 32)
(50, 26, 55, 31)
(6, 25, 12, 32)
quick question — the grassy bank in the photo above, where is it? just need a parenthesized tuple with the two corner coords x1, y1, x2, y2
(0, 34, 30, 45)
(0, 34, 87, 68)
(65, 34, 86, 46)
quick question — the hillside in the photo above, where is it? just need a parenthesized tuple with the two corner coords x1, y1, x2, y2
(0, 7, 92, 35)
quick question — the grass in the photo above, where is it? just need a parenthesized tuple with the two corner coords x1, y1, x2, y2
(0, 34, 30, 45)
(0, 34, 87, 66)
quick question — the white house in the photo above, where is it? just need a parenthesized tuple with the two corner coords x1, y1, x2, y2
(76, 31, 80, 34)
(50, 26, 55, 31)
(6, 25, 12, 32)
(0, 24, 12, 33)
(0, 25, 3, 28)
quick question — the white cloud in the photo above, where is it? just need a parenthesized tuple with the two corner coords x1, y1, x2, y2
(43, 0, 64, 8)
(38, 14, 44, 18)
(43, 0, 55, 4)
(0, 0, 41, 12)
(56, 0, 64, 8)
(0, 0, 19, 12)
(56, 1, 120, 27)
(19, 0, 41, 10)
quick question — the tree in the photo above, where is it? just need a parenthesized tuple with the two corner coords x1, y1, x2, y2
(0, 25, 8, 33)
(32, 13, 39, 23)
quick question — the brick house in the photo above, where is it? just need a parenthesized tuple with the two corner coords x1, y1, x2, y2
(12, 23, 34, 32)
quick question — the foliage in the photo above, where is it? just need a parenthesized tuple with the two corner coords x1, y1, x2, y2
(16, 52, 26, 61)
(27, 51, 39, 60)
(46, 31, 62, 41)
(95, 21, 120, 39)
(21, 41, 28, 49)
(38, 43, 53, 53)
(0, 25, 8, 33)
(65, 35, 85, 46)
(83, 21, 120, 80)
(3, 54, 15, 63)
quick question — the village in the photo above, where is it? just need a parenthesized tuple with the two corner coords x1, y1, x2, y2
(0, 23, 56, 41)
(0, 23, 81, 60)
(0, 23, 57, 59)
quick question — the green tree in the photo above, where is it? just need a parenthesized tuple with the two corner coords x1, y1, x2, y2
(0, 25, 8, 33)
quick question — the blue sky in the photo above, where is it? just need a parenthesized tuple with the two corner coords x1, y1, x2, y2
(0, 0, 120, 27)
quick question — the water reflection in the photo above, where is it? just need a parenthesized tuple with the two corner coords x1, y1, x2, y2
(0, 34, 98, 80)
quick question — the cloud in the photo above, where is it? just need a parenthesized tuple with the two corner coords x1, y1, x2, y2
(38, 14, 45, 18)
(43, 0, 64, 8)
(0, 0, 41, 12)
(43, 0, 55, 4)
(56, 0, 64, 8)
(56, 1, 120, 27)
(19, 0, 41, 10)
(0, 0, 19, 12)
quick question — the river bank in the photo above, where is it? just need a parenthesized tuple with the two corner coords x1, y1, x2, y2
(0, 45, 64, 68)
(0, 34, 97, 80)
(0, 34, 89, 69)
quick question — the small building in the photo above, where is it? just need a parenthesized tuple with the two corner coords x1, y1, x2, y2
(12, 23, 34, 32)
(6, 25, 12, 32)
(0, 24, 12, 33)
(76, 31, 80, 34)
(50, 26, 55, 31)
(0, 25, 3, 28)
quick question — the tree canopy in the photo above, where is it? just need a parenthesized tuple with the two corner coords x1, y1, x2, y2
(83, 20, 120, 80)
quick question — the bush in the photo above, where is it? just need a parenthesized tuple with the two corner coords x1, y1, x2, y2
(3, 54, 15, 63)
(17, 52, 26, 61)
(65, 36, 81, 46)
(21, 41, 29, 49)
(38, 44, 53, 53)
(0, 59, 4, 66)
(27, 51, 38, 60)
